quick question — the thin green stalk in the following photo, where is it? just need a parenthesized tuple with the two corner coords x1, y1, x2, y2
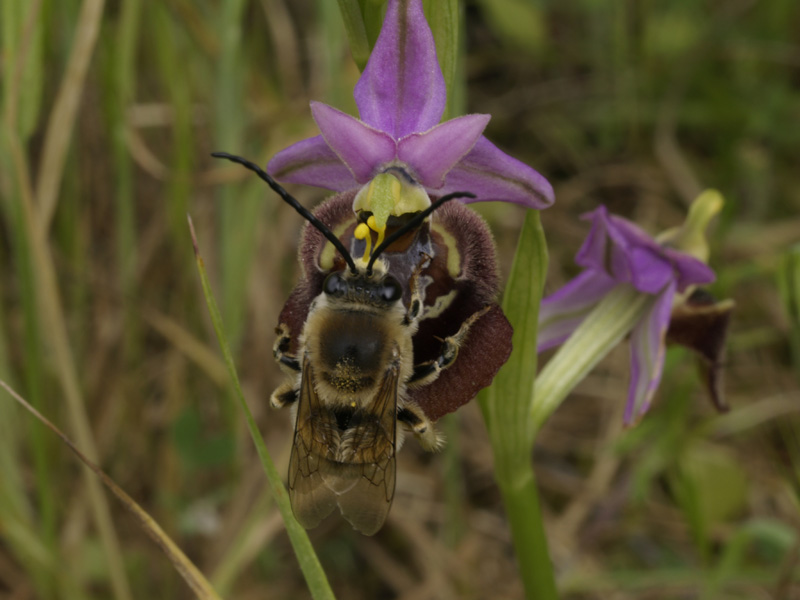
(0, 141, 58, 596)
(497, 469, 556, 599)
(0, 4, 58, 592)
(154, 4, 194, 243)
(189, 217, 336, 600)
(2, 2, 131, 596)
(35, 0, 106, 232)
(479, 210, 558, 600)
(215, 0, 249, 348)
(108, 0, 142, 361)
(8, 117, 134, 600)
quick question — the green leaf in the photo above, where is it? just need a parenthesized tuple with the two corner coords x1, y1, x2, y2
(337, 0, 371, 70)
(423, 0, 461, 118)
(481, 209, 548, 464)
(478, 210, 558, 600)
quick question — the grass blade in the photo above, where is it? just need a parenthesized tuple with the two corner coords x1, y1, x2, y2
(0, 380, 223, 600)
(5, 110, 133, 600)
(35, 0, 106, 232)
(188, 216, 336, 600)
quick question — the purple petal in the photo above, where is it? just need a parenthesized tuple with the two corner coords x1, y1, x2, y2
(538, 270, 618, 351)
(435, 136, 555, 208)
(354, 0, 446, 137)
(311, 102, 396, 183)
(577, 206, 639, 284)
(267, 135, 359, 191)
(628, 246, 675, 294)
(663, 246, 716, 290)
(577, 206, 684, 293)
(397, 114, 490, 189)
(624, 282, 676, 424)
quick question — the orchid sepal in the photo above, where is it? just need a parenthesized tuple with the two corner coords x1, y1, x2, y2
(266, 0, 554, 211)
(533, 285, 653, 430)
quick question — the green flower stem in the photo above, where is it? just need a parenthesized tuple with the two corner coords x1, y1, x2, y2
(497, 468, 555, 600)
(532, 285, 652, 432)
(480, 210, 558, 600)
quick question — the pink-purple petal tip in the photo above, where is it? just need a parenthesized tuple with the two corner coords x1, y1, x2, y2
(311, 102, 396, 184)
(267, 135, 359, 191)
(398, 114, 490, 189)
(436, 136, 555, 208)
(354, 0, 446, 138)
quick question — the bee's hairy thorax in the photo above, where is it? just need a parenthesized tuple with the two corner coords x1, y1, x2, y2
(300, 274, 414, 405)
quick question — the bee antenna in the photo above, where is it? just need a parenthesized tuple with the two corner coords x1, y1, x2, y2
(366, 191, 476, 275)
(211, 152, 358, 274)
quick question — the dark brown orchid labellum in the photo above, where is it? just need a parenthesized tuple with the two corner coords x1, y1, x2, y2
(279, 190, 513, 421)
(667, 288, 734, 412)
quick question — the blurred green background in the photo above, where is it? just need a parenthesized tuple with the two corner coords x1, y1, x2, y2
(1, 0, 799, 598)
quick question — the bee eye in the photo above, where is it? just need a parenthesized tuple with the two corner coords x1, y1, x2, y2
(380, 276, 402, 303)
(323, 272, 348, 296)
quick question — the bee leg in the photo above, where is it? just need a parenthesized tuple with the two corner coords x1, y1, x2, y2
(403, 253, 431, 326)
(398, 404, 444, 451)
(273, 323, 301, 373)
(270, 381, 299, 409)
(409, 305, 492, 386)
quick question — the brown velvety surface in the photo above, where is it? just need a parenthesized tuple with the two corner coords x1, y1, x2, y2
(276, 192, 513, 421)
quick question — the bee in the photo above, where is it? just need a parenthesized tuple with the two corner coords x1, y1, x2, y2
(213, 152, 512, 535)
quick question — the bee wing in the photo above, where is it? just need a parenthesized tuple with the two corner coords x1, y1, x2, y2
(332, 362, 398, 536)
(288, 358, 339, 529)
(288, 355, 398, 536)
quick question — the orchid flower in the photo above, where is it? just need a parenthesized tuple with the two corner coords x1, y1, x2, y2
(537, 192, 732, 425)
(267, 0, 553, 231)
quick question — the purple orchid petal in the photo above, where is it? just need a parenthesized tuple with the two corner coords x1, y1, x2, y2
(627, 246, 675, 294)
(611, 214, 713, 289)
(577, 206, 713, 294)
(354, 0, 446, 138)
(663, 246, 716, 290)
(311, 102, 396, 184)
(577, 206, 640, 284)
(435, 136, 555, 208)
(267, 135, 359, 191)
(538, 270, 618, 351)
(624, 281, 676, 424)
(397, 114, 490, 189)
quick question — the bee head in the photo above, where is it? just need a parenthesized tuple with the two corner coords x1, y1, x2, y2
(322, 268, 403, 307)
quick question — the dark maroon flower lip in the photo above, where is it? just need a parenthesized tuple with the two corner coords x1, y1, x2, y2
(266, 0, 554, 210)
